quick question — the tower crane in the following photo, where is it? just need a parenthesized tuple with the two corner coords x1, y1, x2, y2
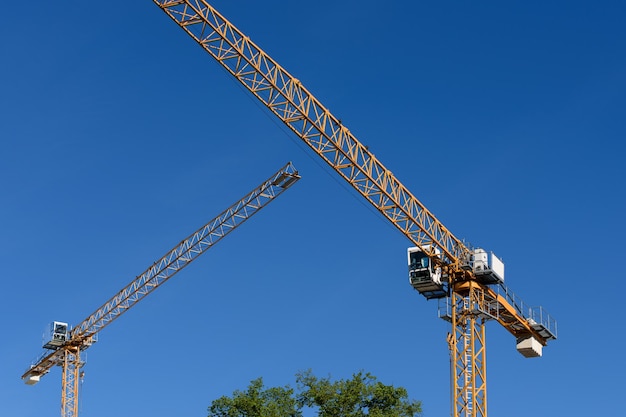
(21, 162, 301, 417)
(150, 2, 557, 416)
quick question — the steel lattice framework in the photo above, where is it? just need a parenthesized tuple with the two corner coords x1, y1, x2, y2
(21, 2, 558, 416)
(152, 0, 470, 268)
(60, 347, 80, 417)
(22, 162, 300, 417)
(149, 3, 557, 417)
(449, 288, 488, 417)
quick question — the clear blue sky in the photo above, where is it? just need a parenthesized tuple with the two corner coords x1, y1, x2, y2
(2, 1, 625, 416)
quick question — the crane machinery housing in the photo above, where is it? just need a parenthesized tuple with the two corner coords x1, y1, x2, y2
(22, 162, 301, 417)
(148, 2, 557, 416)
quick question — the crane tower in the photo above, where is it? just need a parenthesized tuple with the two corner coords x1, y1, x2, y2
(150, 2, 557, 416)
(22, 162, 301, 417)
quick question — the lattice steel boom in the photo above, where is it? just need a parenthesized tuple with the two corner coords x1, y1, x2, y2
(150, 2, 557, 417)
(22, 162, 300, 417)
(152, 0, 469, 270)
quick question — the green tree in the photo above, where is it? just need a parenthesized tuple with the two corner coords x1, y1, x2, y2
(296, 370, 421, 417)
(208, 378, 301, 417)
(208, 371, 422, 417)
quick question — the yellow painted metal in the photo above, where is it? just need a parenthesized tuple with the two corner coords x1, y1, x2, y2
(449, 286, 488, 417)
(22, 163, 300, 417)
(152, 0, 471, 270)
(149, 2, 555, 416)
(60, 347, 81, 417)
(458, 281, 547, 345)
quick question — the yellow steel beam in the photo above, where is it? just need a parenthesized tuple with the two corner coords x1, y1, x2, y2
(22, 163, 301, 417)
(60, 346, 81, 417)
(449, 290, 487, 417)
(149, 3, 556, 417)
(152, 0, 471, 269)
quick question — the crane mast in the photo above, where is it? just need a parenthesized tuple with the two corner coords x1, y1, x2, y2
(22, 162, 300, 417)
(151, 2, 557, 416)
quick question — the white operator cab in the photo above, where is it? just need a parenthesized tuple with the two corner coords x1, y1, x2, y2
(43, 321, 69, 350)
(407, 246, 447, 299)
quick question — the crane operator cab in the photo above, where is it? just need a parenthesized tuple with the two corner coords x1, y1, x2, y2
(408, 246, 446, 299)
(43, 321, 69, 350)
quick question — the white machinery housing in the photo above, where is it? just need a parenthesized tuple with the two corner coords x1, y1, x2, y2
(516, 336, 543, 358)
(470, 249, 505, 284)
(43, 321, 69, 350)
(408, 246, 446, 299)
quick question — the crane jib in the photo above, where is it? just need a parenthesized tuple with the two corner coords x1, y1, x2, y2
(148, 4, 558, 417)
(22, 162, 300, 386)
(152, 0, 470, 268)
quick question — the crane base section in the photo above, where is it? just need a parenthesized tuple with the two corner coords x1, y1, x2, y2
(516, 336, 543, 358)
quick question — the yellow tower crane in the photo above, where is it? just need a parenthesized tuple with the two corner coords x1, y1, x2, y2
(21, 162, 300, 417)
(150, 2, 557, 416)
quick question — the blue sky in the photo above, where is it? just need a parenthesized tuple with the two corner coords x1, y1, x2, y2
(2, 1, 625, 416)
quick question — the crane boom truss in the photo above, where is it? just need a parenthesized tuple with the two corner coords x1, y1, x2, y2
(153, 0, 470, 268)
(72, 162, 299, 342)
(149, 3, 558, 416)
(135, 3, 557, 417)
(22, 162, 300, 388)
(152, 0, 556, 344)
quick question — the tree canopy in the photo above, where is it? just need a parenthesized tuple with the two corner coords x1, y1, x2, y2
(208, 370, 422, 417)
(208, 377, 299, 417)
